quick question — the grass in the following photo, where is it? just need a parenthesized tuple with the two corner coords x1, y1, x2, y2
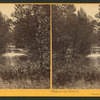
(0, 56, 50, 89)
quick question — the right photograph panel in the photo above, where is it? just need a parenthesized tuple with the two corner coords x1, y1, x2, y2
(52, 4, 100, 89)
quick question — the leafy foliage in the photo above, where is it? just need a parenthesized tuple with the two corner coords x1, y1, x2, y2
(12, 4, 50, 68)
(0, 56, 49, 89)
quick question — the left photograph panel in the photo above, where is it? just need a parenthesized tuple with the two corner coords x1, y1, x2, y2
(0, 4, 50, 89)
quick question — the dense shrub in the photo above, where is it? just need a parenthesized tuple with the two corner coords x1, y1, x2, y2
(0, 56, 49, 88)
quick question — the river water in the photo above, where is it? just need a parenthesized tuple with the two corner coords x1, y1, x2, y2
(84, 52, 100, 71)
(3, 44, 26, 57)
(2, 44, 27, 67)
(2, 44, 100, 71)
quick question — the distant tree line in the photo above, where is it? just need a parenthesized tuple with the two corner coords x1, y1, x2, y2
(0, 12, 11, 55)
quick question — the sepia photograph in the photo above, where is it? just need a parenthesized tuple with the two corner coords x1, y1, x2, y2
(0, 4, 50, 89)
(52, 4, 100, 89)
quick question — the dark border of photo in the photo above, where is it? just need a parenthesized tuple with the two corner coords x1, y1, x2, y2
(0, 0, 100, 3)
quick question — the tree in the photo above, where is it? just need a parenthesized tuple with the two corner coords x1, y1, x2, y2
(0, 12, 11, 54)
(12, 4, 50, 68)
(95, 5, 100, 45)
(52, 5, 94, 64)
(52, 4, 77, 61)
(72, 8, 94, 56)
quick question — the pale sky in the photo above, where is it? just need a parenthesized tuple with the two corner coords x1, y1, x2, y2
(0, 4, 15, 19)
(0, 4, 99, 19)
(75, 4, 99, 19)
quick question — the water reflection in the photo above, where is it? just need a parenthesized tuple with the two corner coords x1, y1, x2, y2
(84, 53, 100, 71)
(1, 44, 28, 67)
